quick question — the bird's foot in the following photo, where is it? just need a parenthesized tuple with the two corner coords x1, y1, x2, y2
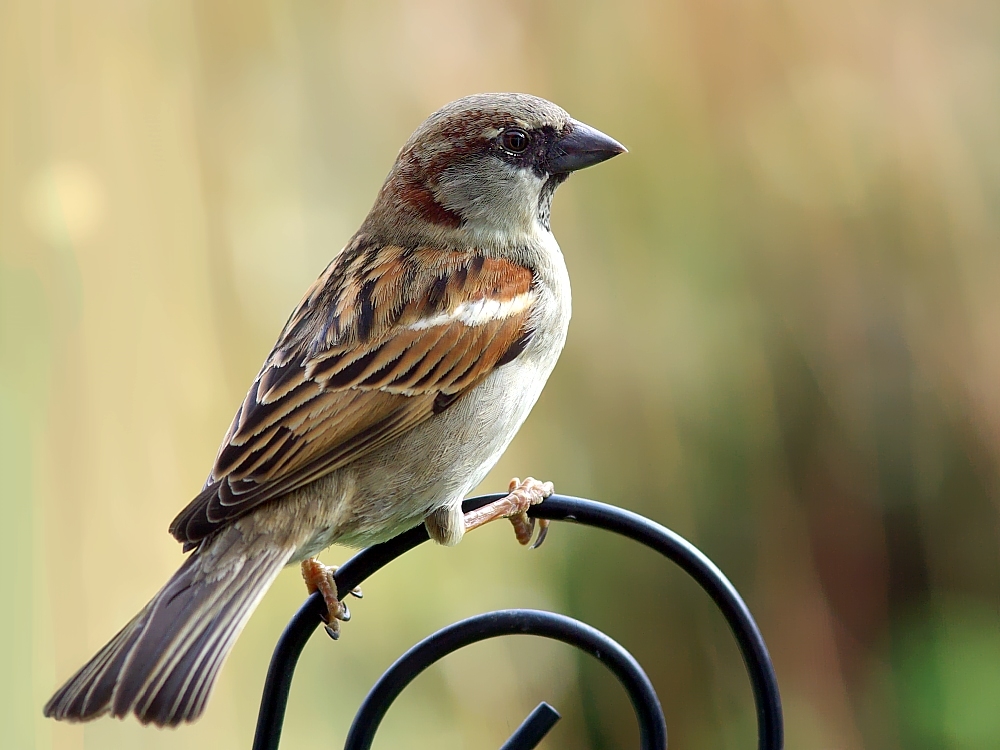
(463, 477, 554, 549)
(300, 558, 362, 640)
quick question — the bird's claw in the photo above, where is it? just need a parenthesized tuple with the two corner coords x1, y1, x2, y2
(530, 519, 550, 549)
(505, 477, 554, 549)
(461, 477, 554, 548)
(300, 558, 356, 640)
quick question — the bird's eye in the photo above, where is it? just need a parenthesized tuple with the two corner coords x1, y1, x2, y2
(500, 129, 530, 154)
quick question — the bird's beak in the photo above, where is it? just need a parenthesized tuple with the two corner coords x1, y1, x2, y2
(546, 119, 627, 174)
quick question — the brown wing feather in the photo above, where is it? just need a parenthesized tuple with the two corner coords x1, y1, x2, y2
(170, 240, 536, 545)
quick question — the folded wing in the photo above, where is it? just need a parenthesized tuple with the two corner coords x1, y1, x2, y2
(170, 242, 537, 545)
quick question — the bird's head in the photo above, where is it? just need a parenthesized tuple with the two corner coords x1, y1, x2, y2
(365, 93, 626, 247)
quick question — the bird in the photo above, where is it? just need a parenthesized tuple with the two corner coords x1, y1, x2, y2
(44, 92, 625, 727)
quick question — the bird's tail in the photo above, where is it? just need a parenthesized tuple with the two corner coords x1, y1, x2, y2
(44, 529, 294, 726)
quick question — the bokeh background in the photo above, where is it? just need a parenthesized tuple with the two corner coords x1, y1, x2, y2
(3, 0, 1000, 748)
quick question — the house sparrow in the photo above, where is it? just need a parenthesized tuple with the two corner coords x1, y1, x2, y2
(44, 93, 625, 727)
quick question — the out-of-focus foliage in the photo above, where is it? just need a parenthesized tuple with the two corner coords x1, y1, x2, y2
(3, 0, 999, 748)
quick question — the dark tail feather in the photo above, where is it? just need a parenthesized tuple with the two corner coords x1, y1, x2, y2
(44, 535, 293, 726)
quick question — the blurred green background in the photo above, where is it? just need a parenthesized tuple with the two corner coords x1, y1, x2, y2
(3, 0, 1000, 748)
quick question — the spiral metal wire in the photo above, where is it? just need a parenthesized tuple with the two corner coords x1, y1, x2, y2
(251, 494, 784, 750)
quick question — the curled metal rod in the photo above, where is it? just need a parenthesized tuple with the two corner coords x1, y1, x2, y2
(343, 610, 666, 750)
(251, 494, 784, 750)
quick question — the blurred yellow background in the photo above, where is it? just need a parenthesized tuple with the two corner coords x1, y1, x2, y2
(3, 0, 1000, 748)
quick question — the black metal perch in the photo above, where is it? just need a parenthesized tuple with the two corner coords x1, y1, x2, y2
(251, 494, 784, 750)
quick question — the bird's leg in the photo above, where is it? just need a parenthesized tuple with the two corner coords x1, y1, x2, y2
(463, 477, 553, 549)
(300, 558, 362, 640)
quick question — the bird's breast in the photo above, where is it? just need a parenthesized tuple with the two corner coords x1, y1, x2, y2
(293, 229, 572, 552)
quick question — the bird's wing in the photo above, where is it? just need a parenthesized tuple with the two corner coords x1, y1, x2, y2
(170, 240, 537, 545)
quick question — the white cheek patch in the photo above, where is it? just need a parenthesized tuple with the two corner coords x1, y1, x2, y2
(407, 291, 535, 330)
